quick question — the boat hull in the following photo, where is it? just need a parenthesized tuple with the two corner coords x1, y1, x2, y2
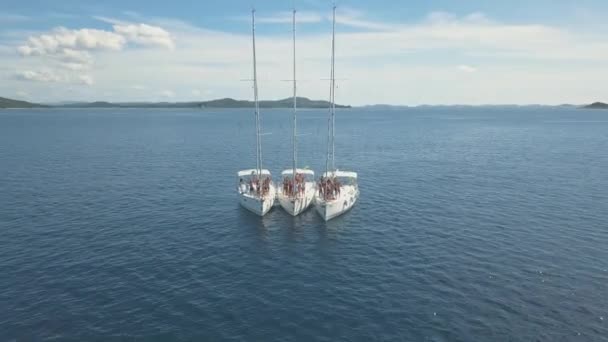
(238, 184, 276, 216)
(278, 182, 315, 216)
(314, 184, 358, 221)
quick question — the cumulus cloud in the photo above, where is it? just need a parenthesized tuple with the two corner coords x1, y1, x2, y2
(17, 27, 125, 57)
(17, 22, 173, 57)
(15, 21, 174, 86)
(113, 23, 174, 49)
(59, 49, 93, 63)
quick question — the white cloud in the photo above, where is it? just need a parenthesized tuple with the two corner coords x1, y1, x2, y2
(17, 22, 174, 57)
(15, 70, 63, 82)
(59, 49, 93, 63)
(191, 89, 201, 96)
(60, 61, 91, 71)
(458, 65, 477, 73)
(18, 27, 125, 57)
(15, 69, 93, 85)
(334, 7, 393, 30)
(93, 16, 125, 25)
(5, 10, 608, 104)
(113, 23, 174, 49)
(249, 11, 323, 24)
(14, 21, 174, 87)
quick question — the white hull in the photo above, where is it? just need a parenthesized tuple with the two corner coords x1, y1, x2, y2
(238, 184, 276, 216)
(314, 184, 358, 221)
(277, 181, 315, 216)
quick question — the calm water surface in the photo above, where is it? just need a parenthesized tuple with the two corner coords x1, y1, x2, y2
(1, 107, 607, 341)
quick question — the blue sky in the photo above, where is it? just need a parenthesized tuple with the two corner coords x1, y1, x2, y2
(2, 0, 608, 105)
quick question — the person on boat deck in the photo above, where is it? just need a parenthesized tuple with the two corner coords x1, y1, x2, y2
(325, 177, 337, 200)
(239, 178, 247, 193)
(318, 182, 322, 196)
(298, 174, 304, 196)
(262, 177, 268, 196)
(318, 177, 324, 196)
(250, 171, 256, 193)
(334, 178, 341, 196)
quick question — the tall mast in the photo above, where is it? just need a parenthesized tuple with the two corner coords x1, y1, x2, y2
(331, 5, 336, 172)
(292, 8, 297, 179)
(325, 5, 336, 175)
(251, 9, 262, 177)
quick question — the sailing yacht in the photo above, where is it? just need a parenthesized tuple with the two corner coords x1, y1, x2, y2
(278, 9, 316, 216)
(237, 9, 276, 216)
(314, 6, 359, 221)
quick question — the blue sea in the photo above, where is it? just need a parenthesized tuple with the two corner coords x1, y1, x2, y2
(1, 107, 607, 341)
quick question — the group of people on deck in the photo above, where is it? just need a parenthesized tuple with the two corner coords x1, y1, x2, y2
(239, 173, 272, 198)
(318, 176, 341, 201)
(239, 173, 343, 201)
(282, 173, 306, 197)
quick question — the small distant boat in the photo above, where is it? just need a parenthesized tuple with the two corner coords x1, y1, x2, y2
(278, 9, 315, 216)
(237, 10, 275, 216)
(314, 6, 359, 221)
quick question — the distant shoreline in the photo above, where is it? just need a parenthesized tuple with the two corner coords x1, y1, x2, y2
(0, 96, 350, 109)
(2, 96, 607, 110)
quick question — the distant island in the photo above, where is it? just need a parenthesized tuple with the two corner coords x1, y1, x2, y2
(0, 96, 350, 109)
(582, 102, 608, 109)
(3, 95, 607, 110)
(0, 97, 48, 109)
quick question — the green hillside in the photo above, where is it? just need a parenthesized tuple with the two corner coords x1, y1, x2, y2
(0, 97, 47, 108)
(55, 97, 350, 109)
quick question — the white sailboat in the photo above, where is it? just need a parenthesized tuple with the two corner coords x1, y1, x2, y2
(237, 9, 276, 216)
(314, 6, 359, 221)
(278, 9, 316, 216)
